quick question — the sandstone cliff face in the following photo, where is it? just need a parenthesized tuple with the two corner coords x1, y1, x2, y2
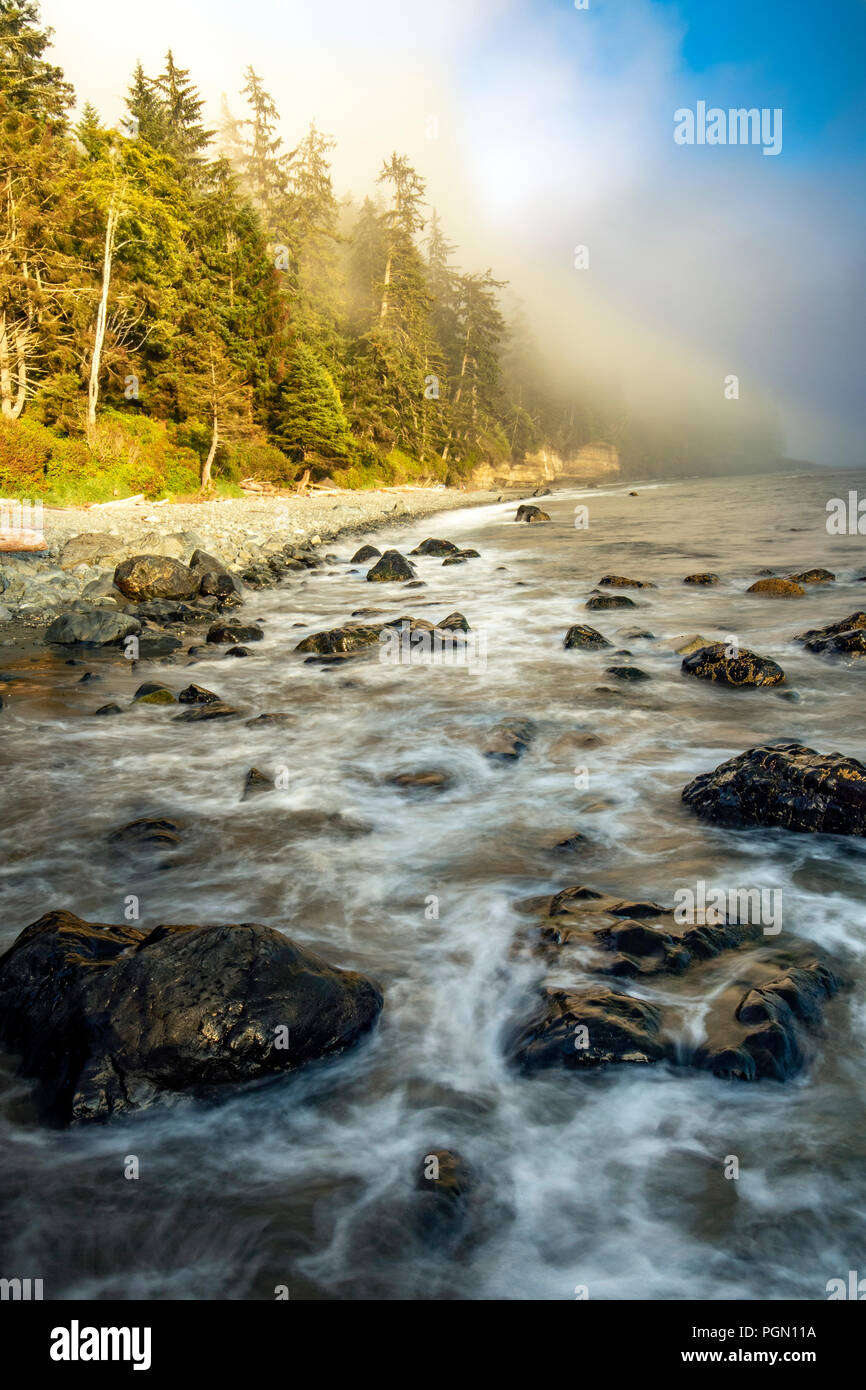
(469, 441, 619, 489)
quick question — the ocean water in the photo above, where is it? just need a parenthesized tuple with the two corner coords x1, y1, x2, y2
(1, 468, 865, 1301)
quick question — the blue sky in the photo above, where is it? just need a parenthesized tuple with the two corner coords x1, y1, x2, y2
(46, 0, 866, 465)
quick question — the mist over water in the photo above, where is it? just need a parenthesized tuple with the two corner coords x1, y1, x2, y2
(1, 470, 865, 1300)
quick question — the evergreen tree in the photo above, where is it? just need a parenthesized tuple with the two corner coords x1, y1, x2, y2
(124, 61, 167, 147)
(0, 0, 72, 123)
(272, 340, 353, 463)
(151, 50, 214, 174)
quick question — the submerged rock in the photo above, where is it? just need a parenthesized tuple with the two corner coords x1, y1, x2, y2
(483, 719, 536, 761)
(694, 962, 841, 1082)
(108, 817, 183, 851)
(683, 573, 720, 586)
(386, 769, 453, 792)
(416, 1148, 473, 1203)
(681, 643, 785, 687)
(605, 665, 651, 682)
(172, 701, 241, 722)
(682, 742, 866, 835)
(0, 911, 384, 1123)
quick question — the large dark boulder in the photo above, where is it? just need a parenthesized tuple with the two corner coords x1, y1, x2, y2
(598, 574, 655, 589)
(682, 742, 866, 835)
(295, 623, 382, 655)
(350, 545, 380, 564)
(694, 962, 841, 1081)
(207, 621, 264, 645)
(0, 911, 383, 1123)
(114, 555, 200, 602)
(564, 624, 612, 650)
(45, 608, 141, 647)
(746, 577, 805, 598)
(508, 986, 664, 1071)
(585, 591, 636, 611)
(366, 550, 416, 582)
(681, 643, 785, 687)
(409, 538, 458, 556)
(515, 504, 550, 523)
(796, 611, 866, 660)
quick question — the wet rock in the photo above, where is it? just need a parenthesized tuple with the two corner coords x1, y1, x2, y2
(244, 713, 295, 727)
(746, 577, 805, 598)
(225, 645, 254, 657)
(114, 555, 200, 602)
(585, 591, 636, 611)
(350, 544, 381, 563)
(366, 550, 416, 582)
(386, 769, 453, 792)
(515, 505, 550, 523)
(439, 611, 470, 632)
(207, 621, 264, 645)
(483, 719, 536, 761)
(667, 634, 713, 656)
(0, 910, 383, 1122)
(682, 742, 866, 836)
(508, 986, 664, 1071)
(520, 885, 763, 979)
(242, 767, 275, 800)
(695, 962, 841, 1082)
(138, 633, 184, 658)
(788, 568, 835, 584)
(564, 625, 612, 650)
(598, 575, 655, 589)
(45, 608, 141, 647)
(409, 538, 458, 556)
(681, 643, 785, 687)
(177, 684, 221, 705)
(133, 682, 177, 705)
(795, 611, 866, 660)
(172, 701, 241, 722)
(201, 571, 244, 603)
(548, 832, 590, 852)
(94, 703, 123, 717)
(108, 817, 183, 851)
(605, 665, 651, 681)
(416, 1148, 472, 1203)
(442, 549, 480, 565)
(295, 624, 381, 655)
(618, 628, 655, 641)
(683, 573, 720, 586)
(132, 599, 208, 626)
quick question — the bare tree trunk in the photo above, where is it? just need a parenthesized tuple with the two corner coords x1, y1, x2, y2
(202, 409, 219, 490)
(0, 313, 28, 420)
(87, 197, 120, 434)
(379, 254, 391, 320)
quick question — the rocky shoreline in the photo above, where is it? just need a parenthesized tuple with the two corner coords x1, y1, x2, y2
(0, 486, 499, 634)
(1, 486, 864, 1138)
